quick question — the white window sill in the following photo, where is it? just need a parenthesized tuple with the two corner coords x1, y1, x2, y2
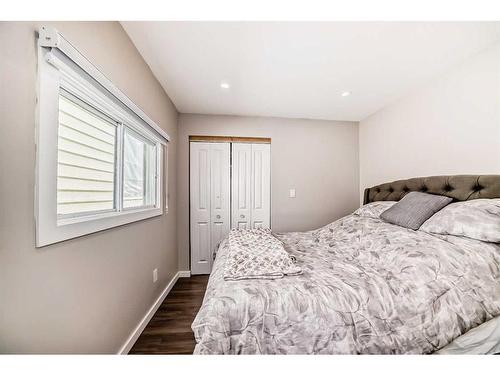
(36, 207, 163, 248)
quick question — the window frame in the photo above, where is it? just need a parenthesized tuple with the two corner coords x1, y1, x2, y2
(36, 27, 167, 247)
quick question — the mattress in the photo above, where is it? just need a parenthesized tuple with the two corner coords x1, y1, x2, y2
(192, 213, 500, 354)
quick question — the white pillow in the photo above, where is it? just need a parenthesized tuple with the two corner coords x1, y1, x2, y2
(354, 201, 397, 219)
(420, 199, 500, 243)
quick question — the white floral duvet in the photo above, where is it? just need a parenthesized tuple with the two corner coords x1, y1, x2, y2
(192, 213, 500, 354)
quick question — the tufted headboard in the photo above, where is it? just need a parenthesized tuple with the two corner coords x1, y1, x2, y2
(363, 175, 500, 205)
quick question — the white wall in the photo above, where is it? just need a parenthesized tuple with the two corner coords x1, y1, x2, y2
(177, 114, 359, 271)
(0, 22, 178, 353)
(359, 43, 500, 200)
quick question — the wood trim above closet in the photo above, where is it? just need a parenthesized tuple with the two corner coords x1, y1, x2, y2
(189, 135, 271, 144)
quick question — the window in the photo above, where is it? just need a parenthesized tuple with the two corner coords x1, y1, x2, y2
(123, 127, 157, 209)
(36, 26, 169, 247)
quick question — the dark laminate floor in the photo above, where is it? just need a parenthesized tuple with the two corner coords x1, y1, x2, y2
(129, 275, 209, 354)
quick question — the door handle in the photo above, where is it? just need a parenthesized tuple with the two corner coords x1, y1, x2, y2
(240, 214, 245, 219)
(216, 215, 221, 219)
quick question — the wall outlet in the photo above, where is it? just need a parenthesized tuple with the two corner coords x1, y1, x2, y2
(289, 188, 296, 198)
(153, 268, 158, 283)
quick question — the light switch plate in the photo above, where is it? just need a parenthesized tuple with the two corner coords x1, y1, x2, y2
(289, 189, 296, 198)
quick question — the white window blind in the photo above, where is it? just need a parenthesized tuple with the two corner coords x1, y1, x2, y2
(57, 91, 118, 216)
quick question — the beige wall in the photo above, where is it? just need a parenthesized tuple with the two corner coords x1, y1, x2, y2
(177, 114, 359, 270)
(0, 22, 178, 353)
(359, 43, 500, 201)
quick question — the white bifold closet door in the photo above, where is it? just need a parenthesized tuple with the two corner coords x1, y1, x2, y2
(190, 142, 230, 275)
(231, 143, 271, 230)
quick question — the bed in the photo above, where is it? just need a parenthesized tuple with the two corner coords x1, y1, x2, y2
(192, 175, 500, 354)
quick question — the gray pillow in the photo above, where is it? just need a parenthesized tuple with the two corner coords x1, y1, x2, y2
(380, 192, 452, 230)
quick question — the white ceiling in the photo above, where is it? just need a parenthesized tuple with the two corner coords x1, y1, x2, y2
(122, 22, 500, 121)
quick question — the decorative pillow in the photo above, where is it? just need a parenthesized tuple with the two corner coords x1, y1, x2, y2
(223, 228, 302, 281)
(420, 199, 500, 243)
(353, 201, 397, 219)
(380, 192, 452, 230)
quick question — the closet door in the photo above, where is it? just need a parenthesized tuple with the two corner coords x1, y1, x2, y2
(209, 143, 230, 269)
(190, 142, 211, 274)
(251, 143, 271, 229)
(231, 143, 252, 229)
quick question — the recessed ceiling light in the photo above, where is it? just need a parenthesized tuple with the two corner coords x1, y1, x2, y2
(341, 91, 351, 97)
(220, 82, 230, 89)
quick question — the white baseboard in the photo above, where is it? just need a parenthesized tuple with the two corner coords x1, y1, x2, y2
(118, 270, 190, 354)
